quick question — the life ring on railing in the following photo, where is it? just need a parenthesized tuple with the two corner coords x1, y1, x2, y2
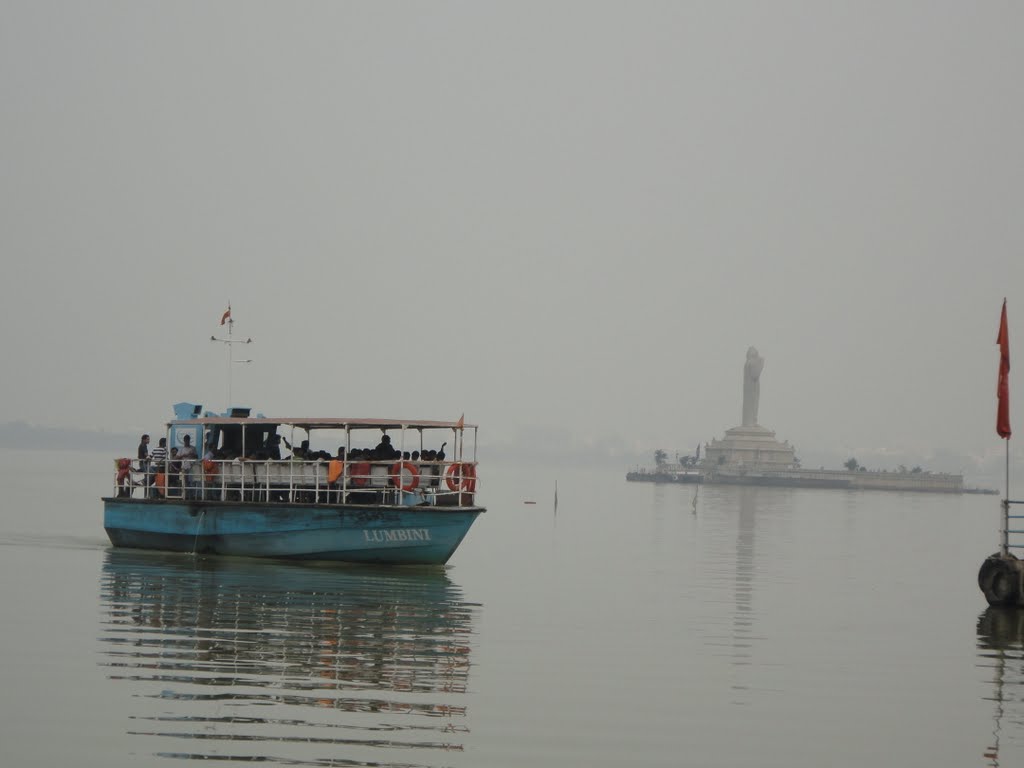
(115, 458, 132, 484)
(328, 459, 345, 484)
(389, 461, 421, 492)
(202, 459, 218, 483)
(349, 461, 371, 488)
(444, 463, 477, 493)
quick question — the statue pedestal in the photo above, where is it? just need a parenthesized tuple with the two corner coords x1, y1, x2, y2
(703, 425, 796, 470)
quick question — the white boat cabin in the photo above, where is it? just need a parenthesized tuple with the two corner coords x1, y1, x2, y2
(114, 403, 479, 507)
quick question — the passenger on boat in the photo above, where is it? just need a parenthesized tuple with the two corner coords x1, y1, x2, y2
(148, 437, 167, 496)
(134, 434, 150, 497)
(178, 434, 197, 460)
(375, 434, 399, 460)
(166, 447, 181, 497)
(178, 435, 198, 499)
(201, 443, 218, 501)
(266, 434, 283, 460)
(328, 447, 346, 503)
(283, 437, 309, 460)
(116, 458, 133, 497)
(420, 450, 441, 487)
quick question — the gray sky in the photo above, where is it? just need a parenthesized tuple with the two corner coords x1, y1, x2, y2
(1, 2, 1021, 473)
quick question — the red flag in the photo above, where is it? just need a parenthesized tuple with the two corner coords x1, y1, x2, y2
(220, 305, 231, 326)
(455, 413, 464, 429)
(997, 299, 1011, 439)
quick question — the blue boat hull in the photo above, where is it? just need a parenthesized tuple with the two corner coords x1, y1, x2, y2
(102, 498, 483, 565)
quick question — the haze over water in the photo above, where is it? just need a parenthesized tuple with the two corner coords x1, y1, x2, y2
(2, 3, 1022, 479)
(1, 449, 1022, 767)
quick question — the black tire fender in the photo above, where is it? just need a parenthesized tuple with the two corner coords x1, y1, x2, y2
(979, 554, 1021, 607)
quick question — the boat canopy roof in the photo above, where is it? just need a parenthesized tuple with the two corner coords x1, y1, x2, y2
(168, 416, 475, 432)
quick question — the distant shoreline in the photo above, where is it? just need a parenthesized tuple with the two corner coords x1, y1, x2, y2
(626, 465, 998, 495)
(0, 422, 136, 453)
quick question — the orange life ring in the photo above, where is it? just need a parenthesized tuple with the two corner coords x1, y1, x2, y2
(349, 461, 371, 488)
(444, 463, 477, 493)
(389, 461, 421, 492)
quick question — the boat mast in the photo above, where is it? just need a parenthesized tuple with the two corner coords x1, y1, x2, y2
(210, 303, 253, 410)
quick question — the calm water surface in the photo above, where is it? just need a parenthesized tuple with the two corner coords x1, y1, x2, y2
(0, 449, 1022, 767)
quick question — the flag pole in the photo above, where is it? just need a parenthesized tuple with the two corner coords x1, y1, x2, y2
(1002, 441, 1009, 557)
(997, 298, 1011, 556)
(211, 304, 253, 412)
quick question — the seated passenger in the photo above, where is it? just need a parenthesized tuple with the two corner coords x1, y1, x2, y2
(266, 434, 283, 461)
(283, 437, 310, 460)
(328, 447, 346, 502)
(116, 458, 133, 497)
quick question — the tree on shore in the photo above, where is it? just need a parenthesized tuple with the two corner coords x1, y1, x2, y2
(654, 449, 667, 467)
(844, 458, 860, 471)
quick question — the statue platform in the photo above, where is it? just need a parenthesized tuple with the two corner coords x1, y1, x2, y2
(702, 425, 796, 470)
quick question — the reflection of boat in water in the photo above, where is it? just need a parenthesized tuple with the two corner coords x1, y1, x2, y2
(977, 608, 1024, 767)
(103, 403, 485, 564)
(98, 549, 478, 764)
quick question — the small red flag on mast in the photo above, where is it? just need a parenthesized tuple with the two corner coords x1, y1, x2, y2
(455, 414, 464, 429)
(997, 299, 1011, 439)
(220, 305, 231, 326)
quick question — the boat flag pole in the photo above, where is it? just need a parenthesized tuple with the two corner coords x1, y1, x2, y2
(210, 303, 253, 410)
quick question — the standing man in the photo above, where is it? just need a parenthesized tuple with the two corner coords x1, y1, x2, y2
(137, 434, 150, 470)
(148, 437, 168, 498)
(178, 434, 199, 499)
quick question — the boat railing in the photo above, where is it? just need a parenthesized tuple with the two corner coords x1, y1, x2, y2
(110, 457, 479, 507)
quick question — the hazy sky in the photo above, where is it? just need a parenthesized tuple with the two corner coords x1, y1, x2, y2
(1, 2, 1021, 472)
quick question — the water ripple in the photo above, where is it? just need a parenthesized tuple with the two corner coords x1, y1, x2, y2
(98, 550, 478, 765)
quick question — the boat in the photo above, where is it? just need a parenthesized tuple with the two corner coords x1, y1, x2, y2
(103, 402, 484, 565)
(625, 468, 702, 484)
